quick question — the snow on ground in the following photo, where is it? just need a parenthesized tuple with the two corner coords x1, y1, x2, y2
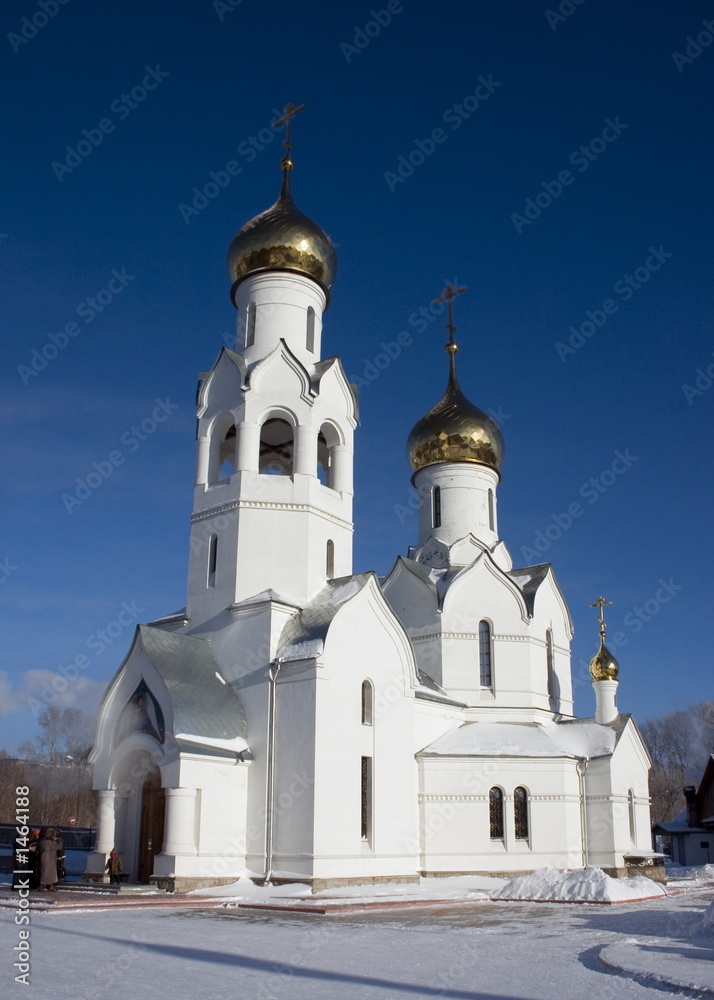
(189, 872, 504, 905)
(666, 861, 714, 881)
(2, 886, 713, 999)
(492, 866, 666, 902)
(190, 867, 669, 906)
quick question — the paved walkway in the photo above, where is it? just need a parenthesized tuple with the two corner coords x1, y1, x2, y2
(3, 881, 713, 995)
(600, 936, 714, 996)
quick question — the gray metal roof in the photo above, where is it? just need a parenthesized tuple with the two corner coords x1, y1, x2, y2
(278, 573, 373, 661)
(506, 563, 552, 615)
(138, 626, 247, 743)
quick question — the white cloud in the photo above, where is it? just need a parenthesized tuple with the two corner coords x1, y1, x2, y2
(0, 668, 105, 720)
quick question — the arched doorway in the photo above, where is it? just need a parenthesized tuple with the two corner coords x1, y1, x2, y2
(138, 767, 165, 883)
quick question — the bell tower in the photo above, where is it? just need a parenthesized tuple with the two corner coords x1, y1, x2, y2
(185, 105, 357, 627)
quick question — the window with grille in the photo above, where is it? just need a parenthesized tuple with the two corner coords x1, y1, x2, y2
(479, 621, 492, 688)
(489, 787, 504, 840)
(514, 786, 529, 840)
(361, 756, 372, 841)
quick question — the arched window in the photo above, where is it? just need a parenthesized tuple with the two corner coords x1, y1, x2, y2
(326, 539, 335, 580)
(259, 418, 294, 475)
(514, 787, 529, 840)
(361, 680, 373, 726)
(245, 301, 256, 348)
(432, 486, 441, 528)
(628, 789, 636, 843)
(207, 534, 217, 588)
(317, 422, 340, 489)
(488, 489, 495, 531)
(479, 621, 492, 688)
(306, 306, 316, 353)
(489, 787, 504, 840)
(208, 415, 237, 484)
(218, 425, 236, 479)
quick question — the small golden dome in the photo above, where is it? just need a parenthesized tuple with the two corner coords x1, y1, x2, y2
(227, 170, 337, 299)
(407, 360, 505, 474)
(589, 639, 620, 681)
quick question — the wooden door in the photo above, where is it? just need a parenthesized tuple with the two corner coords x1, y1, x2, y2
(139, 769, 166, 883)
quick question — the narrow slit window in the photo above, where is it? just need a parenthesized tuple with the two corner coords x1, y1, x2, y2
(326, 539, 335, 580)
(489, 787, 504, 840)
(245, 302, 256, 348)
(488, 488, 495, 531)
(628, 789, 636, 844)
(479, 621, 492, 688)
(432, 486, 441, 528)
(207, 534, 217, 588)
(361, 680, 373, 726)
(514, 787, 529, 840)
(306, 306, 315, 353)
(361, 756, 372, 841)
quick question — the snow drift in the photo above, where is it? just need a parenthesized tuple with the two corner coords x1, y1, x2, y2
(492, 866, 666, 902)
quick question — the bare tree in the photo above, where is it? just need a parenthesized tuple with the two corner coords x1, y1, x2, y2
(641, 700, 714, 823)
(7, 708, 98, 827)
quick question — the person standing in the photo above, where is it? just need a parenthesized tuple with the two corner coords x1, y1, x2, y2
(37, 828, 61, 891)
(55, 831, 66, 882)
(106, 848, 123, 885)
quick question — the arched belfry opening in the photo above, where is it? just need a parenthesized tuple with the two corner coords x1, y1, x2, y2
(207, 414, 238, 484)
(259, 418, 294, 475)
(317, 422, 341, 489)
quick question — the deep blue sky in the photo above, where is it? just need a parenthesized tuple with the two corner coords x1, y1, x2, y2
(2, 0, 712, 752)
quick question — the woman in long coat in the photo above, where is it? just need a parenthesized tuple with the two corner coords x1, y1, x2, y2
(37, 828, 61, 891)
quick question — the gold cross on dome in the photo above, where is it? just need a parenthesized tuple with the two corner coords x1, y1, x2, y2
(272, 102, 306, 165)
(433, 282, 467, 348)
(590, 596, 613, 637)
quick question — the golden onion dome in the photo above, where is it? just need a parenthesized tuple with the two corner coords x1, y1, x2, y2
(589, 638, 620, 681)
(407, 351, 505, 474)
(227, 167, 337, 301)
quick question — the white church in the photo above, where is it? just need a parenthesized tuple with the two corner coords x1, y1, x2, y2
(87, 107, 656, 892)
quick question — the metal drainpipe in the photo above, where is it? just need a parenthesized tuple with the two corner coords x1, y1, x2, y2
(263, 659, 281, 886)
(577, 758, 590, 868)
